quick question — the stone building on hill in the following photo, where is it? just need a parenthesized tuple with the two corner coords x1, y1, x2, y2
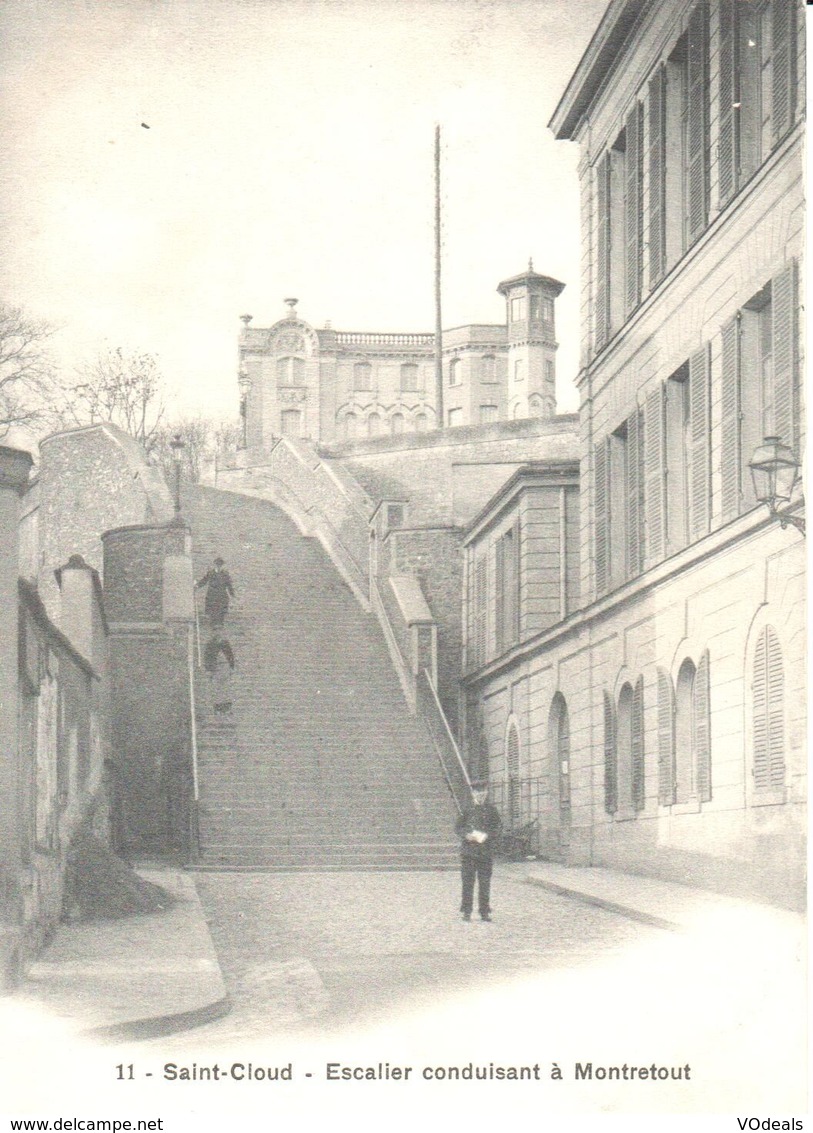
(237, 265, 564, 445)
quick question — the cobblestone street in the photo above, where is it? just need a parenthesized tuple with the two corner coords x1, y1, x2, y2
(190, 866, 652, 1035)
(143, 865, 806, 1115)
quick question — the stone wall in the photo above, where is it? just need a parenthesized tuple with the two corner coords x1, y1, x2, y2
(36, 424, 173, 623)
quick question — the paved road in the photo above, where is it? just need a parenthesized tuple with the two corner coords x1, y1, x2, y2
(189, 865, 653, 1036)
(144, 866, 804, 1114)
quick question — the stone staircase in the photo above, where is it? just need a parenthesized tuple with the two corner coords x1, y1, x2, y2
(185, 484, 458, 870)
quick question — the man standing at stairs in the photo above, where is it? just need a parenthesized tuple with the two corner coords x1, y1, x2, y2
(456, 781, 502, 922)
(196, 557, 235, 628)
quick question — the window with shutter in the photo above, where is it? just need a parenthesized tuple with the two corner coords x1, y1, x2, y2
(689, 345, 711, 540)
(665, 362, 690, 551)
(694, 650, 712, 802)
(718, 0, 738, 207)
(753, 625, 786, 790)
(648, 65, 667, 286)
(549, 693, 571, 814)
(494, 536, 505, 655)
(675, 658, 696, 803)
(506, 723, 521, 829)
(473, 556, 488, 670)
(594, 439, 610, 596)
(595, 154, 612, 351)
(685, 0, 710, 248)
(631, 676, 645, 811)
(771, 0, 797, 147)
(643, 385, 666, 566)
(604, 692, 618, 815)
(626, 409, 643, 577)
(657, 668, 676, 805)
(625, 102, 643, 315)
(720, 318, 742, 522)
(771, 261, 799, 454)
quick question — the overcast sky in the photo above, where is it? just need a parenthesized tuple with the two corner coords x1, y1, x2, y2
(0, 0, 609, 421)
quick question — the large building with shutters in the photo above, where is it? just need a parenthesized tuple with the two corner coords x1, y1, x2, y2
(237, 266, 564, 446)
(460, 0, 805, 904)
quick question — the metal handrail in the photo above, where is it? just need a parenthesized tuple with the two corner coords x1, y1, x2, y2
(418, 667, 471, 814)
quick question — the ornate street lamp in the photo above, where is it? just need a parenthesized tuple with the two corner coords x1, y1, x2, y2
(170, 433, 185, 521)
(238, 369, 252, 449)
(748, 436, 805, 536)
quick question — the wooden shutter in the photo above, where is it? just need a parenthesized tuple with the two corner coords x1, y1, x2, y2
(594, 438, 610, 595)
(604, 692, 617, 815)
(595, 153, 612, 350)
(648, 65, 667, 286)
(686, 0, 709, 247)
(626, 408, 642, 578)
(510, 519, 520, 645)
(657, 669, 676, 805)
(625, 103, 643, 315)
(772, 0, 796, 147)
(720, 317, 742, 522)
(643, 385, 666, 565)
(631, 675, 645, 811)
(753, 626, 785, 790)
(494, 535, 505, 655)
(474, 556, 488, 669)
(694, 650, 712, 802)
(717, 0, 738, 206)
(772, 260, 799, 452)
(689, 345, 711, 539)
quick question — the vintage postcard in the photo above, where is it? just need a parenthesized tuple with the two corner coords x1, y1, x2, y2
(0, 1, 807, 1129)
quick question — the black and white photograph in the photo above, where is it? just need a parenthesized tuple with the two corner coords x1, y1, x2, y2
(0, 1, 807, 1128)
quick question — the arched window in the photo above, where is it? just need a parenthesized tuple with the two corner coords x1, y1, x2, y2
(753, 626, 785, 790)
(512, 401, 524, 420)
(505, 722, 520, 830)
(354, 362, 373, 390)
(528, 395, 544, 418)
(400, 363, 419, 391)
(390, 413, 405, 435)
(280, 409, 301, 437)
(367, 412, 382, 437)
(675, 652, 712, 803)
(449, 357, 461, 386)
(549, 693, 571, 815)
(479, 404, 498, 424)
(343, 413, 358, 440)
(277, 357, 305, 384)
(414, 413, 428, 432)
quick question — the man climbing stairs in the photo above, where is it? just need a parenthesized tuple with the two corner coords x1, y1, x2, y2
(185, 484, 458, 871)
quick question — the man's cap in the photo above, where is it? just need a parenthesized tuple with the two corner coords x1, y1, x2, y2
(214, 557, 225, 566)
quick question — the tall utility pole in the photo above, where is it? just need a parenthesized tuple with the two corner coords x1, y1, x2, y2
(434, 124, 444, 429)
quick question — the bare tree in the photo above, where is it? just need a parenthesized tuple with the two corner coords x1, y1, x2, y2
(56, 347, 166, 451)
(154, 416, 242, 484)
(0, 302, 55, 438)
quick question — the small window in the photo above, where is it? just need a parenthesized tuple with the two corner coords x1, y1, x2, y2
(510, 296, 526, 322)
(354, 362, 373, 390)
(390, 412, 405, 435)
(481, 355, 497, 383)
(343, 413, 358, 440)
(277, 357, 305, 384)
(544, 359, 554, 384)
(513, 359, 524, 382)
(449, 358, 461, 386)
(448, 407, 463, 427)
(479, 404, 498, 424)
(414, 413, 428, 432)
(367, 412, 382, 436)
(400, 363, 419, 391)
(281, 409, 301, 436)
